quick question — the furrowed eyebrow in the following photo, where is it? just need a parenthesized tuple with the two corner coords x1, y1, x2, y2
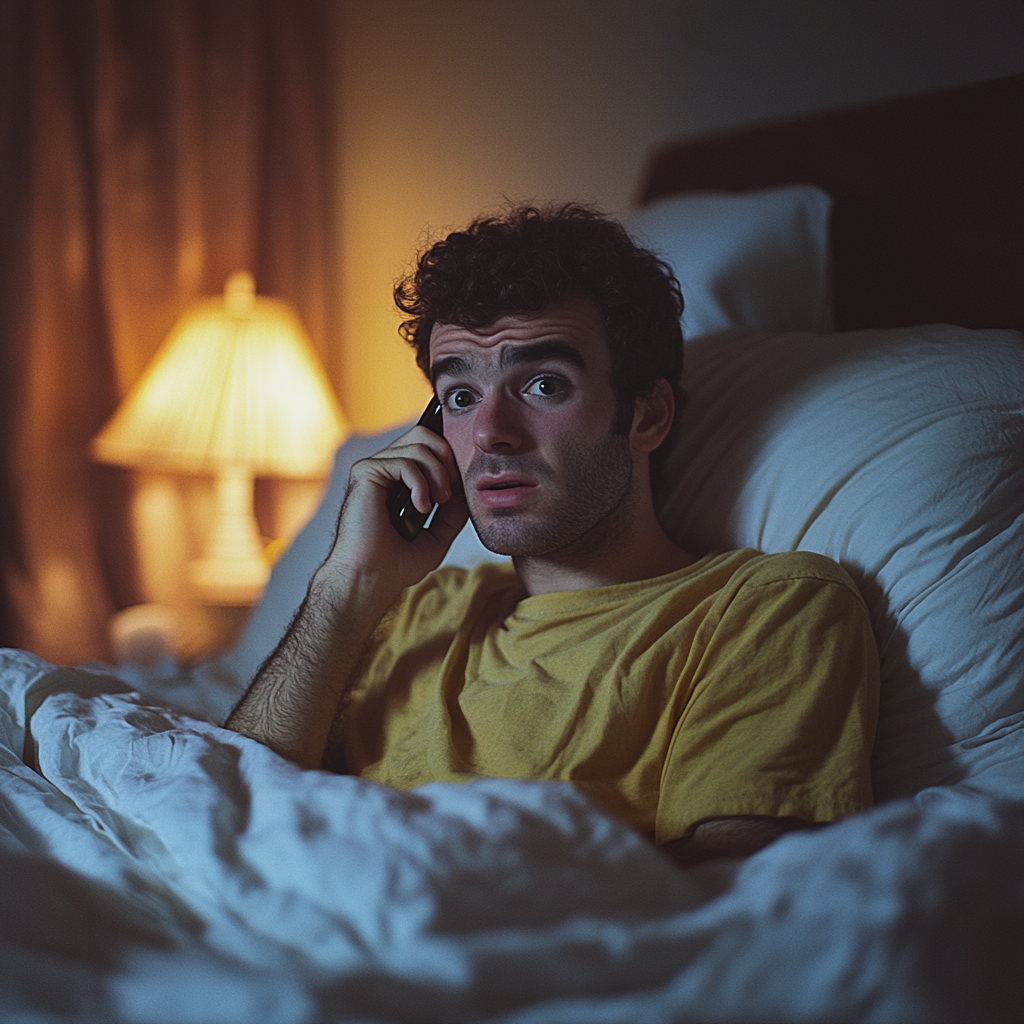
(431, 340, 586, 386)
(500, 341, 587, 372)
(430, 354, 471, 386)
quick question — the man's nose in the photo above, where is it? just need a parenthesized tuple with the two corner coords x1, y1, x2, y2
(473, 392, 523, 452)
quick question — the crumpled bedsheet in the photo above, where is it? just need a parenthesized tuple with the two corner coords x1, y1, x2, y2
(2, 649, 1022, 1023)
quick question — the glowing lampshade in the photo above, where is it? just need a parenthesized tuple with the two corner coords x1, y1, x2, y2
(93, 272, 348, 604)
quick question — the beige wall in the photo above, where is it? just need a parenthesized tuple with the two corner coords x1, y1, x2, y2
(330, 0, 1024, 433)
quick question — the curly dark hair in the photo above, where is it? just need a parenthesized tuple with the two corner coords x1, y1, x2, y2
(394, 203, 685, 473)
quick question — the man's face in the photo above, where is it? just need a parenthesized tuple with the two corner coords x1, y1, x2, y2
(429, 297, 636, 558)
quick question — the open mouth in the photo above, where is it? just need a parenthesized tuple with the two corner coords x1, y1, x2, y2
(474, 476, 537, 507)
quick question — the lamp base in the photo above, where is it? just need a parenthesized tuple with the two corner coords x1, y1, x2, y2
(190, 558, 269, 606)
(189, 464, 270, 606)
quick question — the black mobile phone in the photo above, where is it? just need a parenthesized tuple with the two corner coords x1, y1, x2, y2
(387, 396, 444, 541)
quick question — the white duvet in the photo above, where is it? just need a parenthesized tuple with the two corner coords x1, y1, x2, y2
(2, 650, 1021, 1024)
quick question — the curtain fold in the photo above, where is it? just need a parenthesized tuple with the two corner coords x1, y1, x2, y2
(0, 0, 334, 662)
(0, 0, 35, 652)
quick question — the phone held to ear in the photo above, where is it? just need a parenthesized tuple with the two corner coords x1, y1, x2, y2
(387, 396, 444, 541)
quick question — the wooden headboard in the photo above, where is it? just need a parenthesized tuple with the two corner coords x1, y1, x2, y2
(638, 74, 1023, 334)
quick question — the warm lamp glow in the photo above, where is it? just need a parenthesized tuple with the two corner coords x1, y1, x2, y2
(93, 272, 348, 604)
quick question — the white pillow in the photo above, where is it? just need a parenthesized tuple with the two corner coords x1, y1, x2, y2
(657, 325, 1024, 801)
(625, 185, 834, 339)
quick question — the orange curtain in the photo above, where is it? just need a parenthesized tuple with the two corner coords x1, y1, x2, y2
(0, 0, 334, 662)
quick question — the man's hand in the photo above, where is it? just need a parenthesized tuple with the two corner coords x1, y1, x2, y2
(660, 816, 827, 868)
(328, 423, 468, 595)
(225, 420, 468, 768)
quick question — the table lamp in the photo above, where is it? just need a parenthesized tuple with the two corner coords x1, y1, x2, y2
(93, 272, 347, 604)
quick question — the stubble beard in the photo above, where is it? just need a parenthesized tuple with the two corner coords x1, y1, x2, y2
(466, 432, 636, 560)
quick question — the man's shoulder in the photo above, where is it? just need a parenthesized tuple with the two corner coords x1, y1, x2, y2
(717, 548, 865, 605)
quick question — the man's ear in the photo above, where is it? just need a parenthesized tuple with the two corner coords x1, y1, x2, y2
(629, 378, 675, 453)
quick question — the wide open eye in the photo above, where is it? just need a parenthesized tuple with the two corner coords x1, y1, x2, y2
(445, 388, 479, 411)
(524, 376, 566, 398)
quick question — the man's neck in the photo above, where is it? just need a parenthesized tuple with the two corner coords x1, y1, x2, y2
(511, 496, 696, 597)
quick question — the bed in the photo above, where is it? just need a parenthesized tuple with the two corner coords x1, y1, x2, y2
(2, 74, 1022, 1023)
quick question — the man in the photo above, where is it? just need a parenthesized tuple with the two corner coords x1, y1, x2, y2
(227, 204, 878, 866)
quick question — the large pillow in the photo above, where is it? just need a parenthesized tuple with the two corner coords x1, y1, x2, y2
(223, 324, 1024, 806)
(624, 185, 834, 339)
(657, 325, 1024, 801)
(214, 321, 1023, 807)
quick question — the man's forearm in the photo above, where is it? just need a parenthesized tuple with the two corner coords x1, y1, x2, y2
(224, 565, 395, 769)
(224, 418, 468, 769)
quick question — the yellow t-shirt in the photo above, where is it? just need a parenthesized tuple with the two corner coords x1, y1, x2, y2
(341, 548, 879, 843)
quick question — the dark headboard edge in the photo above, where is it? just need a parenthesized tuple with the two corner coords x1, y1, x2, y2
(638, 75, 1024, 333)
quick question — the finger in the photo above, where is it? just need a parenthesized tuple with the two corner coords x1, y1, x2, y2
(393, 426, 460, 483)
(424, 484, 469, 548)
(374, 443, 456, 508)
(350, 454, 431, 514)
(393, 460, 435, 515)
